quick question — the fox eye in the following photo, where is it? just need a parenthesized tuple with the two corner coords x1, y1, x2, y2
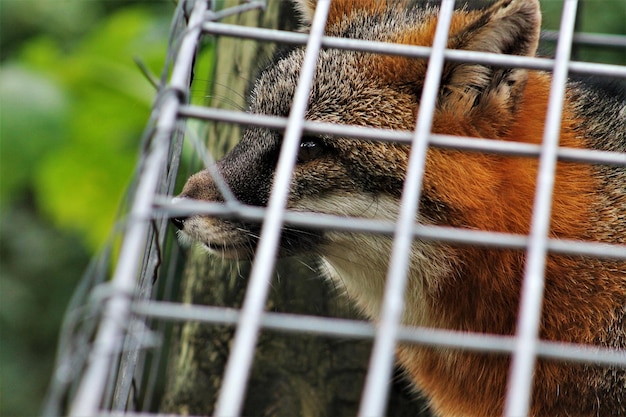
(297, 137, 325, 163)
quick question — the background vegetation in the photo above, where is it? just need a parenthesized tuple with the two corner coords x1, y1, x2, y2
(0, 0, 623, 416)
(0, 1, 172, 415)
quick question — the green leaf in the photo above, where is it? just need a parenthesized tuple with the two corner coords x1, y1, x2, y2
(0, 65, 69, 204)
(14, 6, 171, 249)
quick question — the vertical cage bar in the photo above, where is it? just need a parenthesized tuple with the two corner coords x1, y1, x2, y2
(504, 1, 579, 416)
(213, 1, 331, 416)
(68, 1, 208, 415)
(357, 1, 456, 416)
(69, 118, 170, 417)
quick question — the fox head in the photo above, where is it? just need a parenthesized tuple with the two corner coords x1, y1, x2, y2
(173, 1, 626, 416)
(174, 0, 542, 260)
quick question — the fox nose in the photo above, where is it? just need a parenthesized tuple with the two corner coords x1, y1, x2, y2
(170, 197, 188, 230)
(170, 216, 187, 230)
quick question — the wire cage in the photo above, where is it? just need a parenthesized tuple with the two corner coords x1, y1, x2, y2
(44, 0, 626, 416)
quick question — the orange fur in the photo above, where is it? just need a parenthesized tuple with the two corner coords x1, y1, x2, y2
(327, 0, 388, 26)
(424, 72, 599, 239)
(404, 73, 615, 416)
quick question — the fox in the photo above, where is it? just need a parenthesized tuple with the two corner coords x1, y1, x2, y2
(172, 0, 626, 416)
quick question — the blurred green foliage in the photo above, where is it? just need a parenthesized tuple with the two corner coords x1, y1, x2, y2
(1, 3, 171, 248)
(0, 203, 90, 416)
(541, 0, 625, 64)
(0, 1, 172, 415)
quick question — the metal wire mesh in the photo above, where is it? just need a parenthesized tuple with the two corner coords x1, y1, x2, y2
(45, 0, 626, 416)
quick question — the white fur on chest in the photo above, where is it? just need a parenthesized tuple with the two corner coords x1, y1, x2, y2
(291, 192, 452, 326)
(319, 232, 451, 327)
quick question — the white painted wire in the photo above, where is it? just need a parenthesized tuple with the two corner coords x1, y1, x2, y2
(358, 1, 456, 415)
(504, 1, 580, 415)
(68, 1, 209, 414)
(213, 1, 331, 415)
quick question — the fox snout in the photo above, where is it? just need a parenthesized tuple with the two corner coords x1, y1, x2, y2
(170, 168, 220, 233)
(170, 168, 256, 258)
(169, 214, 186, 231)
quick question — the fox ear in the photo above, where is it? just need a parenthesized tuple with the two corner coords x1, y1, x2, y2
(451, 0, 541, 57)
(441, 0, 542, 118)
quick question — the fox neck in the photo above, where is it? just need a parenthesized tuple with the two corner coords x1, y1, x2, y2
(319, 233, 454, 327)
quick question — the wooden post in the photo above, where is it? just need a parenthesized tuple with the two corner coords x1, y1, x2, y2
(160, 2, 428, 415)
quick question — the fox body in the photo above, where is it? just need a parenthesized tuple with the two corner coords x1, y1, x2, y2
(174, 0, 626, 416)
